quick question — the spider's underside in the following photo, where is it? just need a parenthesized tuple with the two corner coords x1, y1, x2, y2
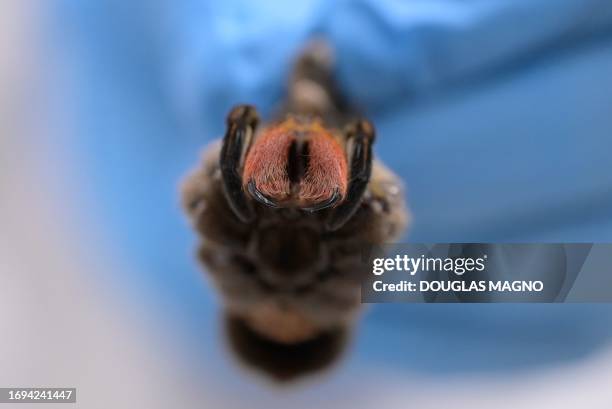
(181, 42, 409, 379)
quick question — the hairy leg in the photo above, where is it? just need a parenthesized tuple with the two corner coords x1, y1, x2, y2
(220, 105, 259, 223)
(326, 119, 376, 231)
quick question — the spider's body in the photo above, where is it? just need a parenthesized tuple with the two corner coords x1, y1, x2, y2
(181, 42, 408, 377)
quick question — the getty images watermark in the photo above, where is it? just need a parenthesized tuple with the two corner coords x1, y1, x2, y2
(372, 252, 543, 293)
(361, 243, 612, 303)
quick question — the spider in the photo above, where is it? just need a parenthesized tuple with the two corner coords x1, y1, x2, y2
(182, 41, 409, 379)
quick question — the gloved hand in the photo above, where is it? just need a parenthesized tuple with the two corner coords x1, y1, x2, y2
(54, 0, 612, 376)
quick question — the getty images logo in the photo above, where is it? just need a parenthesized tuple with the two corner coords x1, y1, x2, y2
(371, 253, 487, 276)
(363, 244, 593, 303)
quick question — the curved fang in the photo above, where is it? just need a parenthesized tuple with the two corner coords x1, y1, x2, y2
(302, 188, 341, 213)
(247, 180, 280, 208)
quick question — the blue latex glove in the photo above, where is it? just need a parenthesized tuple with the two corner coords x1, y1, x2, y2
(52, 0, 612, 376)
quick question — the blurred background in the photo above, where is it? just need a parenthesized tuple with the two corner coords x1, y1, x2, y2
(1, 0, 612, 407)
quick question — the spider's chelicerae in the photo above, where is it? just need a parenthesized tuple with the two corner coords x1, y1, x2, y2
(181, 41, 409, 379)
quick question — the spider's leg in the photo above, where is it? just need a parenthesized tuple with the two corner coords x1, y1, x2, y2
(283, 39, 350, 127)
(326, 119, 375, 231)
(220, 105, 259, 223)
